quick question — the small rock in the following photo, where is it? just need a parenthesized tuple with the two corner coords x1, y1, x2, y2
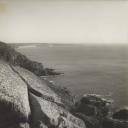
(113, 107, 128, 121)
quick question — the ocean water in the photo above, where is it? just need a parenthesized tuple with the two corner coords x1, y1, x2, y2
(16, 44, 128, 108)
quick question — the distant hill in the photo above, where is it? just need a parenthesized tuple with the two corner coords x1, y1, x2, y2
(0, 41, 61, 76)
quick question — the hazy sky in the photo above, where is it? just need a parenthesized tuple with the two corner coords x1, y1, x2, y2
(0, 0, 128, 44)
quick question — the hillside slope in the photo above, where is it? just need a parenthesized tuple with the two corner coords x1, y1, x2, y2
(0, 59, 86, 128)
(0, 41, 61, 76)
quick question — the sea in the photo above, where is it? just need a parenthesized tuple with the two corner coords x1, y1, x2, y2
(16, 43, 128, 108)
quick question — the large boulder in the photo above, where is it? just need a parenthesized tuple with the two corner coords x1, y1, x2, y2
(73, 94, 112, 128)
(74, 94, 112, 117)
(0, 60, 31, 128)
(12, 65, 62, 105)
(29, 93, 86, 128)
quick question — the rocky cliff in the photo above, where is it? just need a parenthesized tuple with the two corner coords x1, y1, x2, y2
(0, 42, 127, 128)
(0, 41, 86, 128)
(0, 59, 86, 128)
(0, 60, 31, 128)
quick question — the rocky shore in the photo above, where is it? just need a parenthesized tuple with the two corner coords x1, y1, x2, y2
(0, 41, 127, 128)
(0, 42, 61, 76)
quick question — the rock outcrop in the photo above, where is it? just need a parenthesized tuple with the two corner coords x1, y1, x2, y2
(101, 107, 128, 128)
(11, 64, 86, 128)
(113, 107, 128, 121)
(0, 60, 86, 128)
(73, 94, 128, 128)
(30, 93, 86, 128)
(74, 94, 112, 117)
(72, 94, 112, 128)
(0, 60, 31, 128)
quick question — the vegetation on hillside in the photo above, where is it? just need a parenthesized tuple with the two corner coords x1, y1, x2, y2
(0, 41, 61, 76)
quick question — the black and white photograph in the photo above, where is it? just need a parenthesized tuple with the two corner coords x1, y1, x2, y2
(0, 0, 128, 128)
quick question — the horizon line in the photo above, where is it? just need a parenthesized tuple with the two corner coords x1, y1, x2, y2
(7, 42, 128, 45)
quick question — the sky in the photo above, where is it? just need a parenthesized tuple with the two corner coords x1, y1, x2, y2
(0, 0, 128, 44)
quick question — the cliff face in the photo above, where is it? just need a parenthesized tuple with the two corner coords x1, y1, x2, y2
(0, 61, 86, 127)
(0, 60, 31, 128)
(29, 92, 86, 128)
(11, 63, 86, 128)
(0, 41, 61, 76)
